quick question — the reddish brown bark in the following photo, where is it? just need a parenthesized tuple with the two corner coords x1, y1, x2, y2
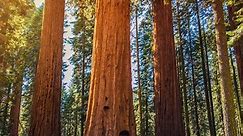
(9, 75, 23, 136)
(29, 0, 65, 135)
(84, 0, 136, 136)
(153, 0, 184, 135)
(212, 0, 237, 135)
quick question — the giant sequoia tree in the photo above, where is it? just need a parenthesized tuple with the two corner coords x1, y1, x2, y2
(212, 0, 237, 135)
(153, 0, 184, 135)
(29, 0, 65, 135)
(84, 0, 136, 135)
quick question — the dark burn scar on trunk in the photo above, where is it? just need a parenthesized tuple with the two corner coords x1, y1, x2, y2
(103, 106, 109, 111)
(119, 130, 129, 136)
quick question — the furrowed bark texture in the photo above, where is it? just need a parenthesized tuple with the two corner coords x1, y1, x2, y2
(29, 0, 65, 135)
(84, 0, 136, 136)
(212, 0, 237, 135)
(153, 0, 184, 135)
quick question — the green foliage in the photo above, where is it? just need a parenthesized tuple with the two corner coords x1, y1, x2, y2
(174, 0, 242, 135)
(0, 0, 42, 135)
(19, 7, 43, 135)
(61, 0, 95, 135)
(227, 0, 243, 46)
(131, 0, 155, 135)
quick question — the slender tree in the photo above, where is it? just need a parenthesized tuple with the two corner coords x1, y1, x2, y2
(187, 13, 200, 136)
(176, 1, 190, 135)
(153, 0, 184, 135)
(229, 49, 242, 123)
(135, 1, 143, 135)
(195, 1, 216, 135)
(29, 0, 65, 135)
(9, 74, 24, 136)
(1, 85, 11, 135)
(80, 19, 86, 136)
(212, 0, 237, 135)
(84, 0, 136, 135)
(202, 26, 217, 134)
(0, 2, 9, 115)
(234, 41, 243, 96)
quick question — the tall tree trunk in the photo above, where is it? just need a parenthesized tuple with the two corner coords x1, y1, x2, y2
(202, 27, 216, 134)
(135, 2, 143, 135)
(80, 21, 86, 136)
(230, 49, 242, 124)
(0, 48, 6, 103)
(234, 43, 243, 96)
(215, 69, 225, 133)
(234, 39, 243, 133)
(29, 0, 65, 135)
(228, 4, 243, 128)
(230, 48, 242, 135)
(176, 1, 190, 135)
(145, 89, 149, 136)
(74, 110, 78, 136)
(153, 0, 184, 135)
(1, 84, 11, 135)
(188, 15, 200, 136)
(212, 0, 237, 135)
(228, 1, 243, 97)
(84, 0, 136, 136)
(9, 74, 24, 136)
(0, 20, 8, 108)
(195, 1, 216, 135)
(0, 55, 5, 103)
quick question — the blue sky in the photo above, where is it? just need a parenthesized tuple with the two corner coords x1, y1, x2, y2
(34, 0, 43, 7)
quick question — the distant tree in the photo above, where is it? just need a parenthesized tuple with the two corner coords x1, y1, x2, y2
(194, 0, 216, 135)
(9, 74, 23, 136)
(0, 1, 35, 135)
(19, 6, 43, 135)
(134, 0, 143, 135)
(187, 15, 200, 136)
(176, 1, 190, 135)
